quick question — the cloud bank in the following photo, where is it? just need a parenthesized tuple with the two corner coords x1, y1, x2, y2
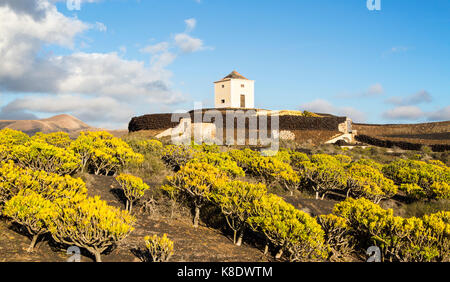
(0, 1, 210, 128)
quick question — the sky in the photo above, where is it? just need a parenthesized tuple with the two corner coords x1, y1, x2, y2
(0, 0, 449, 129)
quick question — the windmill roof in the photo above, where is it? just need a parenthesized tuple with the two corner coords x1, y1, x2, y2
(214, 71, 250, 83)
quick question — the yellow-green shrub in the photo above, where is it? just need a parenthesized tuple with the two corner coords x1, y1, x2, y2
(248, 194, 326, 261)
(144, 233, 174, 262)
(346, 163, 397, 204)
(161, 145, 195, 171)
(354, 158, 384, 171)
(289, 151, 310, 170)
(126, 139, 163, 156)
(115, 173, 150, 213)
(333, 198, 407, 262)
(49, 196, 135, 262)
(332, 198, 448, 262)
(189, 152, 245, 178)
(70, 131, 143, 175)
(228, 148, 260, 172)
(0, 128, 30, 146)
(317, 214, 354, 261)
(163, 162, 228, 228)
(210, 180, 267, 246)
(0, 161, 87, 205)
(31, 132, 72, 148)
(11, 140, 81, 175)
(2, 190, 56, 252)
(229, 149, 299, 194)
(298, 154, 348, 199)
(335, 154, 352, 165)
(382, 159, 450, 200)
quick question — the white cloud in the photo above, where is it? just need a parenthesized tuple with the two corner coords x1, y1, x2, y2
(335, 83, 384, 98)
(174, 33, 205, 53)
(427, 106, 450, 121)
(366, 83, 384, 96)
(385, 90, 432, 106)
(185, 18, 196, 32)
(382, 105, 450, 122)
(0, 0, 202, 127)
(150, 51, 177, 69)
(382, 106, 424, 120)
(299, 99, 366, 122)
(1, 94, 134, 127)
(140, 42, 170, 54)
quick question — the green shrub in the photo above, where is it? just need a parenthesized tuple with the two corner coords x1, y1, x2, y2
(210, 180, 267, 246)
(144, 233, 174, 262)
(49, 196, 135, 262)
(3, 190, 56, 252)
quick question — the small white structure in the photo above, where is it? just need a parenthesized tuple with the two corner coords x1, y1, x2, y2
(214, 70, 254, 108)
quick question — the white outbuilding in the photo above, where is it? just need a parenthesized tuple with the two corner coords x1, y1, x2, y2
(214, 71, 254, 109)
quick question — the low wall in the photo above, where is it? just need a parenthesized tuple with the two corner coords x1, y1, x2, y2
(128, 110, 348, 132)
(355, 134, 450, 152)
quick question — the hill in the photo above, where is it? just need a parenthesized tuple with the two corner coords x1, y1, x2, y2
(0, 114, 128, 137)
(353, 121, 450, 146)
(0, 114, 93, 136)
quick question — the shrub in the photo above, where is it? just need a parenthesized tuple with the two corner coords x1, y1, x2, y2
(0, 128, 25, 160)
(49, 196, 135, 262)
(163, 162, 228, 228)
(332, 198, 448, 262)
(144, 233, 174, 262)
(229, 149, 299, 194)
(382, 159, 450, 200)
(115, 173, 150, 213)
(125, 139, 163, 156)
(228, 148, 260, 172)
(354, 158, 384, 171)
(289, 151, 310, 170)
(335, 154, 352, 165)
(70, 131, 144, 175)
(0, 128, 30, 146)
(248, 194, 326, 261)
(333, 198, 406, 262)
(0, 161, 87, 205)
(189, 152, 245, 178)
(161, 145, 195, 171)
(421, 211, 450, 261)
(210, 181, 267, 246)
(317, 214, 354, 261)
(2, 190, 56, 252)
(298, 154, 348, 199)
(31, 132, 72, 148)
(430, 182, 450, 200)
(346, 163, 397, 204)
(192, 142, 221, 154)
(250, 157, 300, 195)
(11, 140, 81, 175)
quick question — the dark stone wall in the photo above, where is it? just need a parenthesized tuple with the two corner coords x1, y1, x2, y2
(355, 134, 450, 152)
(128, 110, 347, 132)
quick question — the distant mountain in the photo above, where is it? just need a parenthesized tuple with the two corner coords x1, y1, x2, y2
(0, 114, 93, 136)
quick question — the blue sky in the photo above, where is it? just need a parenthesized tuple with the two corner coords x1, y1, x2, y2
(0, 0, 449, 128)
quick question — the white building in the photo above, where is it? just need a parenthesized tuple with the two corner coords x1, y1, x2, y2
(214, 71, 255, 108)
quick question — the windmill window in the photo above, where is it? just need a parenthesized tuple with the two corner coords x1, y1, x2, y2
(241, 84, 245, 88)
(221, 99, 225, 103)
(222, 85, 225, 88)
